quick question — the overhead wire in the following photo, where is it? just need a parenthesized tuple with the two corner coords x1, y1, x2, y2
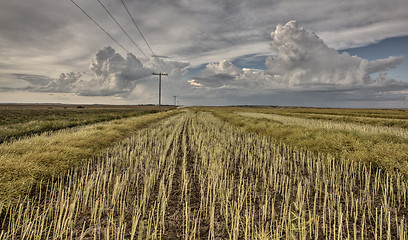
(71, 0, 178, 104)
(120, 0, 178, 102)
(70, 0, 130, 54)
(120, 0, 167, 73)
(96, 0, 161, 72)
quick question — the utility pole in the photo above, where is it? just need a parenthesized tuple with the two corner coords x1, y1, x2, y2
(153, 73, 168, 106)
(173, 96, 177, 106)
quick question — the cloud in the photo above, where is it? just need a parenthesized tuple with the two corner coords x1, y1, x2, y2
(188, 20, 407, 105)
(145, 57, 190, 79)
(143, 56, 191, 95)
(1, 0, 407, 86)
(11, 74, 53, 86)
(131, 0, 408, 65)
(15, 46, 191, 100)
(43, 72, 82, 93)
(317, 19, 408, 50)
(363, 56, 404, 75)
(265, 20, 405, 88)
(190, 59, 272, 90)
(191, 73, 235, 88)
(191, 21, 406, 91)
(38, 46, 153, 96)
(1, 0, 407, 106)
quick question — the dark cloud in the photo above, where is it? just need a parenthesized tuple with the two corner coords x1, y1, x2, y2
(189, 60, 244, 88)
(192, 74, 236, 88)
(182, 87, 408, 108)
(0, 1, 75, 49)
(11, 74, 53, 86)
(0, 87, 25, 92)
(231, 54, 269, 70)
(152, 55, 171, 59)
(363, 56, 404, 74)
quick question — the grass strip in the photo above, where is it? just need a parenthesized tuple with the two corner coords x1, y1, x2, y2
(0, 109, 181, 203)
(210, 109, 408, 176)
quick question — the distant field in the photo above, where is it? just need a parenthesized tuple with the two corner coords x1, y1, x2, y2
(0, 104, 174, 143)
(0, 107, 407, 239)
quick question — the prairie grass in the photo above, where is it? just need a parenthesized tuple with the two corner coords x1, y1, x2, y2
(0, 110, 406, 239)
(0, 110, 180, 202)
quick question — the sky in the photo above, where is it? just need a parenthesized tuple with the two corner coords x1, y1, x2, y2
(0, 0, 408, 107)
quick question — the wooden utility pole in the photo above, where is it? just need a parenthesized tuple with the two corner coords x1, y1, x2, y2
(173, 96, 177, 106)
(153, 73, 168, 106)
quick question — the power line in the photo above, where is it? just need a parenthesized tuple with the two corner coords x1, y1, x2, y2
(71, 0, 178, 102)
(119, 0, 180, 98)
(70, 0, 130, 53)
(120, 0, 167, 73)
(96, 0, 161, 72)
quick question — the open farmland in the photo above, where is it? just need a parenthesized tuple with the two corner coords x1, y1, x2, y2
(0, 107, 407, 239)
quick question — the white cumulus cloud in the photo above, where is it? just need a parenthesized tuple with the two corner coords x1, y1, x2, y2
(21, 46, 192, 102)
(266, 20, 405, 89)
(42, 46, 153, 96)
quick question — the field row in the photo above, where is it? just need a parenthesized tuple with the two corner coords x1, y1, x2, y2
(1, 110, 407, 239)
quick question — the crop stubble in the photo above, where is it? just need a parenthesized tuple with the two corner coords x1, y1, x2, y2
(0, 110, 407, 239)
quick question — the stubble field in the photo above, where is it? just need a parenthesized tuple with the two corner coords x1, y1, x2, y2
(0, 106, 407, 239)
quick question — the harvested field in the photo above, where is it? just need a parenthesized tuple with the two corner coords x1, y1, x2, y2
(1, 108, 407, 239)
